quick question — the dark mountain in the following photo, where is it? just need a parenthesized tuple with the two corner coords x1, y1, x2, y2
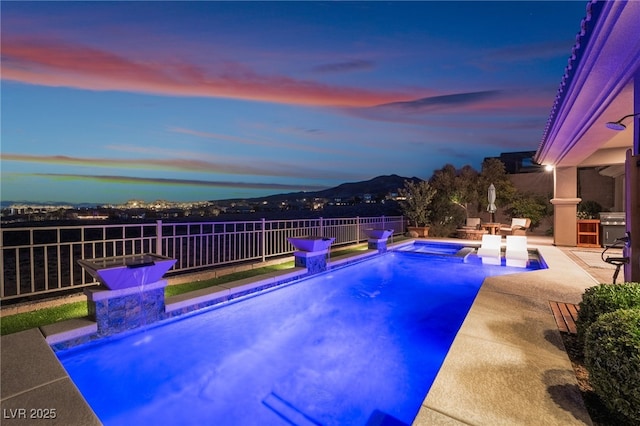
(2, 175, 420, 209)
(311, 174, 419, 199)
(237, 174, 420, 203)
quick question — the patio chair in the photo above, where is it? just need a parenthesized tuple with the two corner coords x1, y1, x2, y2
(499, 218, 531, 236)
(463, 217, 482, 230)
(476, 234, 502, 265)
(505, 235, 528, 267)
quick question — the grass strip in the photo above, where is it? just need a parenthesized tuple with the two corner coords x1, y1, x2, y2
(164, 261, 295, 297)
(1, 302, 88, 336)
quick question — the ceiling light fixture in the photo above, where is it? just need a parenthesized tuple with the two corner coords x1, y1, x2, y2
(605, 112, 640, 131)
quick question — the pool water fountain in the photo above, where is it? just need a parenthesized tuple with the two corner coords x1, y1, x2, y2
(78, 254, 176, 336)
(287, 236, 335, 273)
(364, 228, 394, 252)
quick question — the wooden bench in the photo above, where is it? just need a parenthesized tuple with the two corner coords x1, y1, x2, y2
(549, 301, 580, 334)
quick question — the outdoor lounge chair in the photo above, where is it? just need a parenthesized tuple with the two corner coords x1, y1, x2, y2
(499, 218, 531, 236)
(476, 234, 502, 265)
(505, 235, 528, 267)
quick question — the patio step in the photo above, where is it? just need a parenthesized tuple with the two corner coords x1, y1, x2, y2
(549, 301, 580, 334)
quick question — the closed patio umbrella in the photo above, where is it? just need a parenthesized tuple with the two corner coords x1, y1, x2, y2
(487, 183, 497, 223)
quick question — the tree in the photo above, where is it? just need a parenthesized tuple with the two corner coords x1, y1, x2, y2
(428, 164, 478, 237)
(398, 180, 436, 227)
(477, 158, 516, 213)
(450, 165, 480, 216)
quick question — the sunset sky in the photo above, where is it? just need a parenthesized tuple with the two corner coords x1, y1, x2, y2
(1, 1, 588, 205)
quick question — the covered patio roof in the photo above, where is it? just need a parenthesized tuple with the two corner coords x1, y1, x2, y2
(534, 0, 640, 169)
(534, 0, 640, 280)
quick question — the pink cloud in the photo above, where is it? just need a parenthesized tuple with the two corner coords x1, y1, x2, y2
(1, 38, 417, 107)
(346, 89, 554, 125)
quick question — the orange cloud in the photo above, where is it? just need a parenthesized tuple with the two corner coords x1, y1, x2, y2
(0, 153, 287, 177)
(31, 173, 328, 191)
(1, 38, 418, 107)
(1, 152, 360, 181)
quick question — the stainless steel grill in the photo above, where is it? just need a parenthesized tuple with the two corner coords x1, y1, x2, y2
(599, 212, 626, 245)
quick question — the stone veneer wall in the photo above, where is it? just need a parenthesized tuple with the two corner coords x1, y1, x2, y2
(294, 252, 329, 274)
(88, 286, 166, 336)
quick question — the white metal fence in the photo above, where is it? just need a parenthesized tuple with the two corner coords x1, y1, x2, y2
(0, 215, 404, 301)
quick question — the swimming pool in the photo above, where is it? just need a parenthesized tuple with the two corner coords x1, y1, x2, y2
(56, 243, 544, 425)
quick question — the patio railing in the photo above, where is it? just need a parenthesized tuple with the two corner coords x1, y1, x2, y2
(0, 215, 404, 301)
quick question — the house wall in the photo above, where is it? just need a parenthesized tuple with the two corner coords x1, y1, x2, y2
(508, 172, 554, 197)
(577, 168, 616, 212)
(503, 168, 616, 237)
(506, 172, 553, 235)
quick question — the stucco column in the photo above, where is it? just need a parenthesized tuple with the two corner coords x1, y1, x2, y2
(550, 166, 581, 246)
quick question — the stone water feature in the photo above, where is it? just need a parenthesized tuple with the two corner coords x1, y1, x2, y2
(364, 229, 394, 252)
(287, 236, 335, 274)
(78, 254, 176, 336)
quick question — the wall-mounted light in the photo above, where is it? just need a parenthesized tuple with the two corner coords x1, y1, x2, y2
(544, 164, 554, 172)
(605, 112, 640, 131)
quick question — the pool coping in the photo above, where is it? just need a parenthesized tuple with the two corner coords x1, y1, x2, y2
(414, 238, 596, 425)
(0, 237, 596, 425)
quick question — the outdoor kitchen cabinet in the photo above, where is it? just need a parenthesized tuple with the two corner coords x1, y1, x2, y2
(577, 219, 600, 248)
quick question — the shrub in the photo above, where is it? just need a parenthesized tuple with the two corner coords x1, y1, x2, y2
(584, 308, 640, 423)
(576, 282, 640, 347)
(505, 192, 551, 230)
(427, 221, 458, 238)
(577, 200, 602, 219)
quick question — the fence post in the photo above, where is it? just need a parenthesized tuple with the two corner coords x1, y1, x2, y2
(156, 219, 163, 256)
(319, 217, 323, 236)
(356, 216, 360, 242)
(261, 218, 266, 263)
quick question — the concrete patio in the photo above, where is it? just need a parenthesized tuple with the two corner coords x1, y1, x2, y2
(414, 236, 600, 425)
(1, 236, 609, 425)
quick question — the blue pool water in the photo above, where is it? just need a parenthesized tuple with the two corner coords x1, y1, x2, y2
(57, 245, 543, 425)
